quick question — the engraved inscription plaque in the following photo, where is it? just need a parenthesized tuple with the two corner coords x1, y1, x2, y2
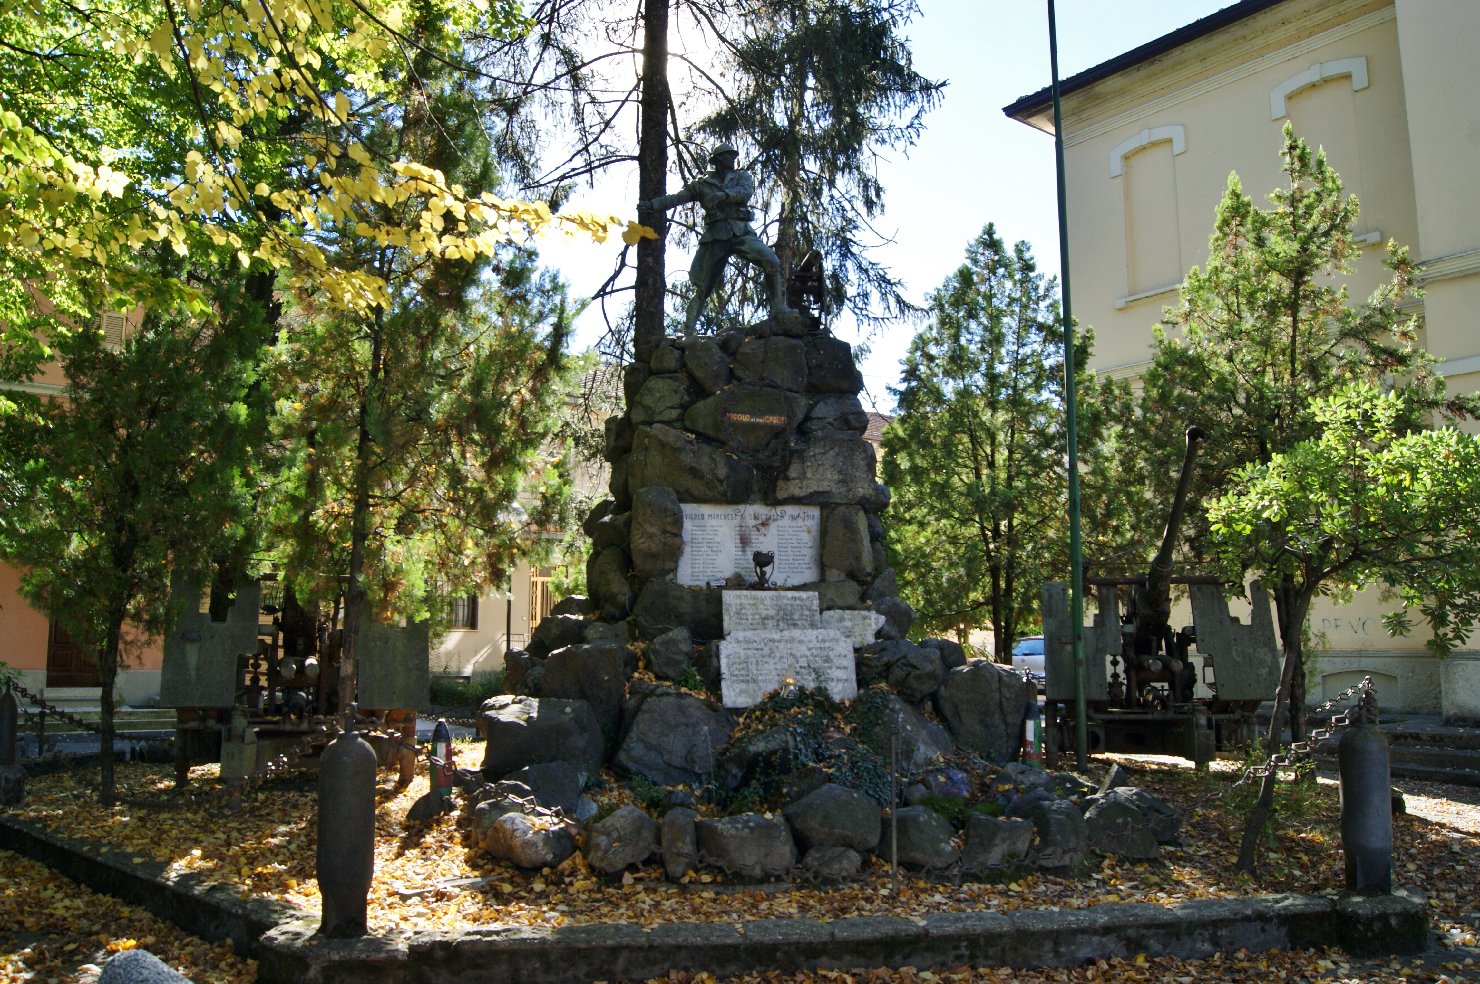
(819, 609, 886, 648)
(722, 591, 820, 635)
(677, 504, 820, 587)
(719, 629, 857, 708)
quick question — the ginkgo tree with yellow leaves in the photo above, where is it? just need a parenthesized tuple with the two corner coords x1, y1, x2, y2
(0, 0, 650, 799)
(0, 0, 646, 338)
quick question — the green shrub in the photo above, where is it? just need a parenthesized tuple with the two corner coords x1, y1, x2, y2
(428, 673, 505, 711)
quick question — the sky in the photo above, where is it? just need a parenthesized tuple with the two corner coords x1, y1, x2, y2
(539, 0, 1233, 412)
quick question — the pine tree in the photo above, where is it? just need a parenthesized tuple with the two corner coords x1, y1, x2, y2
(883, 225, 1126, 653)
(1138, 124, 1478, 744)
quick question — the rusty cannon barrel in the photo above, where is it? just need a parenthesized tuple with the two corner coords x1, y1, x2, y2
(1131, 426, 1206, 661)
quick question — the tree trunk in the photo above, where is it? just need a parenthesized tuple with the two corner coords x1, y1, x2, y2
(1236, 575, 1310, 873)
(98, 618, 123, 807)
(339, 322, 386, 714)
(633, 0, 671, 362)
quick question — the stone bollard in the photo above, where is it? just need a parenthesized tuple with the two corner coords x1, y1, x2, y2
(0, 683, 22, 807)
(99, 948, 194, 983)
(1190, 704, 1215, 771)
(317, 709, 378, 937)
(0, 683, 17, 766)
(1338, 684, 1391, 894)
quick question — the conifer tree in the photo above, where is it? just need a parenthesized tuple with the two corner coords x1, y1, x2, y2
(1138, 124, 1478, 744)
(884, 225, 1126, 653)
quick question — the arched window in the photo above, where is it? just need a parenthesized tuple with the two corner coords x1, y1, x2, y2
(1111, 126, 1187, 300)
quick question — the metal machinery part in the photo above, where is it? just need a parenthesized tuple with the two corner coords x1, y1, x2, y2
(158, 570, 428, 784)
(1041, 427, 1280, 765)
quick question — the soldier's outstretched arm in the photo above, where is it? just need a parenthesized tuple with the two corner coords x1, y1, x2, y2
(638, 184, 696, 215)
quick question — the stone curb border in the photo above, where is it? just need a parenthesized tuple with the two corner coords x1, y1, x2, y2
(0, 813, 297, 958)
(1, 814, 1428, 984)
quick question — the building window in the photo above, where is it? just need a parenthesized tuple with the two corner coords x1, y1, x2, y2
(1119, 136, 1184, 298)
(447, 595, 478, 630)
(528, 566, 556, 632)
(1281, 60, 1366, 205)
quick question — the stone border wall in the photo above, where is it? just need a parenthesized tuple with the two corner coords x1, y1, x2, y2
(0, 813, 1427, 984)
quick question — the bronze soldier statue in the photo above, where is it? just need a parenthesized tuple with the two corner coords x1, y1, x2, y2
(638, 144, 796, 336)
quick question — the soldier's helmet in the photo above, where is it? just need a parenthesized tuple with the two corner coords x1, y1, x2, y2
(708, 143, 740, 163)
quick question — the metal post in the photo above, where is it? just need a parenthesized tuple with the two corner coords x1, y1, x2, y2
(505, 572, 514, 657)
(890, 713, 900, 899)
(1047, 0, 1089, 770)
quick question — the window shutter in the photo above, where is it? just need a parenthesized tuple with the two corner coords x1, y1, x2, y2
(100, 311, 131, 349)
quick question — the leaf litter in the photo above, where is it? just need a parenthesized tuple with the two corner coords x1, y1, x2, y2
(2, 754, 1478, 982)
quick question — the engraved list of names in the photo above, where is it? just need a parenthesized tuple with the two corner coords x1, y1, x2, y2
(676, 503, 820, 587)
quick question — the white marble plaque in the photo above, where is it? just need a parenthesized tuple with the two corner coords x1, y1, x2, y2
(676, 503, 821, 587)
(820, 609, 886, 649)
(723, 591, 819, 636)
(719, 629, 858, 708)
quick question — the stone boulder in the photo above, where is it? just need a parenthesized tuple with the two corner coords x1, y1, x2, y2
(583, 805, 660, 874)
(632, 578, 724, 641)
(1020, 797, 1088, 870)
(537, 643, 637, 743)
(587, 508, 630, 552)
(1082, 786, 1180, 857)
(921, 637, 968, 671)
(662, 807, 700, 881)
(484, 812, 577, 869)
(584, 620, 634, 647)
(646, 626, 693, 681)
(803, 336, 863, 394)
(801, 394, 870, 436)
(630, 485, 685, 580)
(100, 949, 194, 984)
(733, 337, 807, 391)
(858, 641, 944, 704)
(801, 845, 863, 881)
(550, 596, 595, 618)
(527, 614, 590, 659)
(615, 684, 735, 785)
(774, 435, 877, 504)
(478, 695, 604, 779)
(884, 806, 959, 869)
(650, 342, 684, 374)
(933, 660, 1032, 762)
(846, 690, 953, 773)
(821, 505, 873, 582)
(604, 415, 635, 460)
(505, 762, 586, 818)
(903, 768, 972, 804)
(696, 813, 797, 879)
(628, 424, 754, 504)
(631, 373, 695, 426)
(961, 814, 1034, 872)
(586, 547, 634, 621)
(782, 783, 881, 852)
(872, 595, 915, 641)
(684, 337, 732, 394)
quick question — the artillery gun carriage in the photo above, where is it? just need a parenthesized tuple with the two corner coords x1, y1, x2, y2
(1041, 427, 1280, 765)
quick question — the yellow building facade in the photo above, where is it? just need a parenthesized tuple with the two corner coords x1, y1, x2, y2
(1005, 0, 1480, 717)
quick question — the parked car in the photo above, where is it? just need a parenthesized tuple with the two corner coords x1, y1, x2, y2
(1010, 635, 1046, 682)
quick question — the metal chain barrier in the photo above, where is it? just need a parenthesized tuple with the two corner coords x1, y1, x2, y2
(114, 726, 329, 812)
(1228, 675, 1376, 788)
